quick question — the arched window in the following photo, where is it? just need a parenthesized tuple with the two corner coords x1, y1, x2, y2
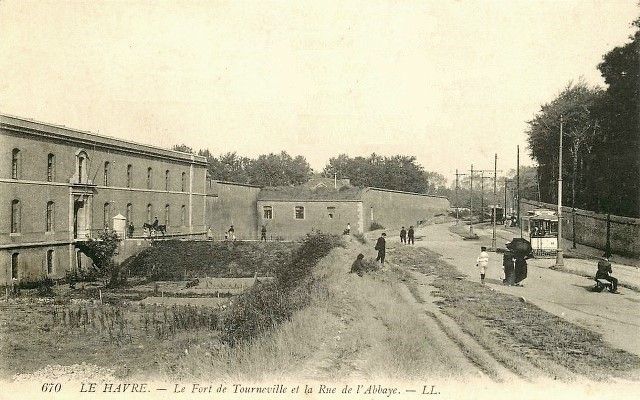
(165, 204, 170, 226)
(11, 199, 20, 233)
(47, 153, 55, 182)
(181, 172, 186, 192)
(76, 151, 88, 183)
(295, 206, 305, 220)
(165, 170, 170, 191)
(126, 164, 133, 188)
(46, 201, 55, 232)
(147, 167, 153, 189)
(147, 204, 153, 223)
(47, 249, 55, 275)
(103, 202, 111, 228)
(181, 205, 186, 226)
(12, 148, 20, 179)
(104, 161, 110, 186)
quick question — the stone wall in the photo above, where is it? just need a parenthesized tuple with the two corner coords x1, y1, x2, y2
(361, 188, 450, 232)
(209, 181, 261, 240)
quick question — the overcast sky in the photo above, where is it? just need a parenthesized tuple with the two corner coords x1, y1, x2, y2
(1, 0, 637, 182)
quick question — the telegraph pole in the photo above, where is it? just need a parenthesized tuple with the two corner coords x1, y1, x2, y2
(555, 115, 564, 267)
(492, 154, 498, 251)
(479, 171, 493, 223)
(469, 164, 474, 235)
(517, 145, 521, 238)
(454, 169, 467, 224)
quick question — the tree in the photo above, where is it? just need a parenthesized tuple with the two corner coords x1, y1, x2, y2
(424, 171, 451, 196)
(172, 144, 195, 154)
(79, 229, 122, 287)
(595, 17, 640, 217)
(526, 80, 604, 209)
(323, 153, 429, 193)
(246, 151, 312, 186)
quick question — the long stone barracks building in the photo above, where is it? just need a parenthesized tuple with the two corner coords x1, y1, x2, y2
(256, 186, 449, 241)
(1, 114, 211, 284)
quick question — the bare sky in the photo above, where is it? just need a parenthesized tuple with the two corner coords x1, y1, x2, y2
(1, 0, 637, 181)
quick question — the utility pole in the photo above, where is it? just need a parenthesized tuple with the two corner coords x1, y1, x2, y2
(479, 171, 493, 223)
(492, 154, 498, 251)
(517, 145, 522, 238)
(454, 169, 467, 225)
(469, 164, 474, 235)
(555, 115, 564, 267)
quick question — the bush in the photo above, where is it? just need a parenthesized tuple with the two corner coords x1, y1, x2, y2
(221, 232, 343, 346)
(370, 221, 385, 230)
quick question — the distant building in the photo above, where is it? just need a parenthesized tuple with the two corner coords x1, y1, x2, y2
(257, 186, 449, 240)
(1, 114, 210, 284)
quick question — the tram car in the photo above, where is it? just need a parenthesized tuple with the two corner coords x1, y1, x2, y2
(523, 209, 558, 257)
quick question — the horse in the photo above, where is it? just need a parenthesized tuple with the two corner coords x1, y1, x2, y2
(142, 223, 166, 237)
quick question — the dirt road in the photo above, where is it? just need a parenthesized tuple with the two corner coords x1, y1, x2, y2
(409, 222, 640, 358)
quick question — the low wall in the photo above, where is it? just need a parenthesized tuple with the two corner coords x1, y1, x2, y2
(520, 199, 640, 258)
(362, 188, 450, 232)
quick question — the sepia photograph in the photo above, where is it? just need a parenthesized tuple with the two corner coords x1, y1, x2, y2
(1, 1, 639, 399)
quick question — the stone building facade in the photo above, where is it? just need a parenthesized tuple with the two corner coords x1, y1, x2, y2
(1, 114, 210, 284)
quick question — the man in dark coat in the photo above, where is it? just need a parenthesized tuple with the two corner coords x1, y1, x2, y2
(503, 251, 515, 285)
(400, 227, 407, 244)
(596, 257, 618, 293)
(407, 226, 415, 245)
(375, 233, 387, 265)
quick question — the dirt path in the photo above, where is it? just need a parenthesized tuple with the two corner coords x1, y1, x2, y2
(411, 222, 640, 358)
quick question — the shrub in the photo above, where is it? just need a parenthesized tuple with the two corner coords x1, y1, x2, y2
(370, 221, 385, 230)
(221, 232, 343, 346)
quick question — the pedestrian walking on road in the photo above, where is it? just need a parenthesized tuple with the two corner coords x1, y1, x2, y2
(514, 255, 528, 286)
(407, 226, 415, 245)
(400, 227, 407, 244)
(375, 233, 386, 265)
(503, 251, 515, 285)
(476, 246, 489, 285)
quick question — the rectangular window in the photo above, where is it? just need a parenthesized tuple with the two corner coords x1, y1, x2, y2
(47, 154, 55, 182)
(165, 204, 170, 226)
(181, 172, 186, 192)
(263, 206, 273, 219)
(11, 199, 20, 233)
(165, 170, 170, 191)
(147, 167, 153, 189)
(12, 149, 20, 179)
(11, 253, 19, 279)
(103, 203, 111, 228)
(47, 250, 54, 274)
(295, 206, 305, 220)
(46, 201, 55, 232)
(126, 165, 132, 188)
(104, 162, 110, 186)
(327, 206, 335, 219)
(181, 205, 186, 226)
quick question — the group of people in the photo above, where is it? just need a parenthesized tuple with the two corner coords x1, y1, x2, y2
(475, 245, 530, 286)
(399, 226, 415, 245)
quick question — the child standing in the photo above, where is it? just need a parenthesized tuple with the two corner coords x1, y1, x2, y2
(476, 246, 489, 284)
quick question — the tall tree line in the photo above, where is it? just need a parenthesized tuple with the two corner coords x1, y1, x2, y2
(526, 17, 639, 218)
(173, 145, 449, 194)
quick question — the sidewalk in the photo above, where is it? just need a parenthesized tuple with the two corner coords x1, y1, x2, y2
(474, 222, 640, 291)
